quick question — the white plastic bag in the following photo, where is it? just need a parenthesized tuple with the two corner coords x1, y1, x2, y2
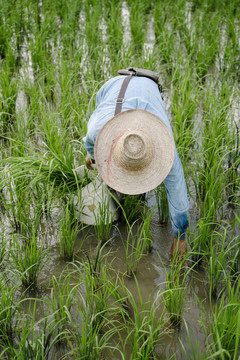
(74, 165, 119, 225)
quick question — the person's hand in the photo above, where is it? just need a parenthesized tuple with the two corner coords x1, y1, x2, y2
(170, 238, 188, 268)
(85, 155, 93, 170)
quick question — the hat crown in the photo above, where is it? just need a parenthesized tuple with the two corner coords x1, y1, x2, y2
(114, 130, 152, 171)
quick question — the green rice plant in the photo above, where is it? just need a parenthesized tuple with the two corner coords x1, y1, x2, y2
(64, 261, 127, 359)
(226, 118, 240, 206)
(188, 12, 221, 80)
(77, 257, 128, 320)
(0, 176, 28, 232)
(180, 320, 206, 360)
(17, 196, 43, 241)
(91, 263, 129, 326)
(154, 183, 169, 225)
(120, 193, 146, 224)
(38, 108, 89, 190)
(152, 2, 177, 74)
(0, 275, 21, 345)
(0, 165, 54, 238)
(0, 63, 18, 134)
(191, 147, 228, 221)
(75, 259, 123, 327)
(0, 227, 7, 267)
(170, 58, 199, 128)
(65, 306, 118, 360)
(161, 257, 189, 326)
(140, 207, 154, 254)
(128, 0, 149, 53)
(187, 216, 215, 264)
(117, 276, 168, 360)
(6, 300, 64, 360)
(206, 224, 235, 298)
(58, 196, 81, 260)
(0, 147, 89, 197)
(125, 220, 146, 277)
(190, 84, 231, 209)
(227, 213, 240, 278)
(83, 1, 101, 54)
(49, 273, 79, 337)
(94, 190, 114, 246)
(205, 281, 240, 360)
(105, 0, 124, 55)
(170, 60, 199, 169)
(10, 232, 48, 288)
(227, 241, 240, 280)
(34, 181, 57, 219)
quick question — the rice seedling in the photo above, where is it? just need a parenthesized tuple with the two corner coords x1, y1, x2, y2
(125, 220, 146, 277)
(94, 190, 115, 246)
(191, 14, 221, 81)
(0, 63, 18, 134)
(49, 273, 79, 337)
(204, 280, 240, 359)
(154, 183, 169, 225)
(152, 3, 176, 74)
(227, 214, 240, 278)
(140, 207, 154, 254)
(191, 83, 232, 212)
(0, 227, 7, 267)
(226, 116, 240, 206)
(65, 307, 118, 360)
(180, 320, 206, 360)
(117, 276, 168, 360)
(0, 117, 89, 198)
(105, 1, 124, 55)
(83, 1, 102, 55)
(187, 217, 213, 264)
(0, 176, 29, 232)
(58, 196, 82, 260)
(0, 275, 21, 345)
(191, 147, 228, 221)
(206, 224, 235, 298)
(161, 256, 189, 326)
(6, 300, 65, 360)
(74, 259, 116, 326)
(120, 193, 146, 224)
(10, 232, 48, 288)
(64, 261, 127, 359)
(128, 0, 149, 54)
(77, 256, 128, 321)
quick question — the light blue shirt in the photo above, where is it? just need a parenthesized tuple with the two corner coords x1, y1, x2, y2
(83, 76, 189, 239)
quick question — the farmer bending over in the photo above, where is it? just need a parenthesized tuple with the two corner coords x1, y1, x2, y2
(83, 69, 189, 265)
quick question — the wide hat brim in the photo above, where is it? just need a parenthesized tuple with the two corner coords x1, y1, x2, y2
(94, 109, 175, 195)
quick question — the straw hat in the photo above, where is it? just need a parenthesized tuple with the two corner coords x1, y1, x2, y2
(94, 109, 175, 195)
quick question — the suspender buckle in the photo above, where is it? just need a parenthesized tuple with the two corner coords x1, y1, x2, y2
(115, 98, 124, 104)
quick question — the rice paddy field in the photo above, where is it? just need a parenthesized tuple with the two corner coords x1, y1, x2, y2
(0, 0, 240, 358)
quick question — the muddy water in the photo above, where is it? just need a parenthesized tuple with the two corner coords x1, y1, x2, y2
(26, 191, 211, 360)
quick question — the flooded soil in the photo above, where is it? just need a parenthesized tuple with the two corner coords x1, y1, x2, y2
(13, 191, 213, 360)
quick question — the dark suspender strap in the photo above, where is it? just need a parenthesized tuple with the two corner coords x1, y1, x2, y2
(115, 73, 133, 115)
